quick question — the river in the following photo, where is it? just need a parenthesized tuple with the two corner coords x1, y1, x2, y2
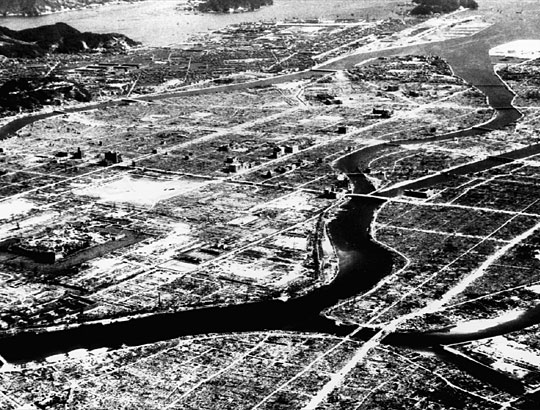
(0, 56, 538, 363)
(1, 0, 540, 364)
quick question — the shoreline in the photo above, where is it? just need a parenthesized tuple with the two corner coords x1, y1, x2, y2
(0, 0, 407, 47)
(181, 0, 273, 14)
(0, 0, 145, 18)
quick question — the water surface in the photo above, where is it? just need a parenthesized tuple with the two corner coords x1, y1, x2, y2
(0, 0, 402, 46)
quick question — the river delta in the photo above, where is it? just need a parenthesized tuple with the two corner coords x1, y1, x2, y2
(0, 0, 539, 409)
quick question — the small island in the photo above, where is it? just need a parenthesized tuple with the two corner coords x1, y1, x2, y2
(411, 0, 478, 15)
(197, 0, 273, 13)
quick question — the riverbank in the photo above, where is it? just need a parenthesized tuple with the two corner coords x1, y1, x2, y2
(0, 50, 537, 364)
(1, 3, 540, 407)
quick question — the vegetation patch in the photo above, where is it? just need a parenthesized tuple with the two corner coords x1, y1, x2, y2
(410, 0, 478, 15)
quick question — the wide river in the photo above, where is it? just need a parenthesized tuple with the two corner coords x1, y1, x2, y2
(0, 0, 402, 46)
(1, 0, 540, 365)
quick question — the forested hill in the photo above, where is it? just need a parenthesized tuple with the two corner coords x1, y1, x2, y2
(0, 23, 139, 57)
(411, 0, 478, 15)
(0, 0, 140, 17)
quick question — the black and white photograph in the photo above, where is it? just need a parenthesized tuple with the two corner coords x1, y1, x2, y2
(0, 0, 539, 408)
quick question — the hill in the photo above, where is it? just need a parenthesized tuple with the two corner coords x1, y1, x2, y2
(0, 22, 139, 57)
(0, 0, 139, 16)
(411, 0, 478, 15)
